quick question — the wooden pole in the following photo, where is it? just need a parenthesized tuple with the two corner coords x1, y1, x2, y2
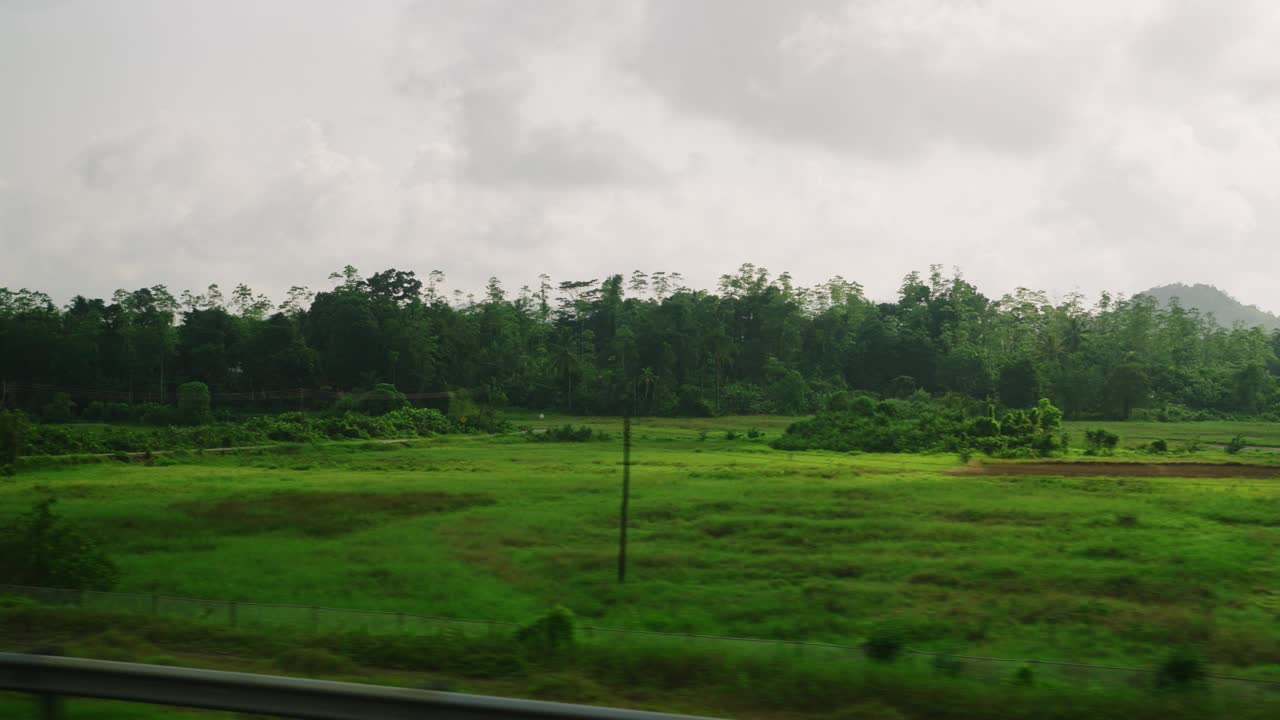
(618, 414, 631, 584)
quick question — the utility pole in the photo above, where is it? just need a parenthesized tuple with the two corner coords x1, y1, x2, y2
(617, 413, 631, 584)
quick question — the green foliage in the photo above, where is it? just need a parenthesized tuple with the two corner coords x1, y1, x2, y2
(998, 358, 1041, 409)
(0, 409, 29, 465)
(1084, 429, 1120, 455)
(1156, 646, 1205, 688)
(41, 392, 77, 422)
(863, 621, 906, 662)
(5, 266, 1280, 421)
(139, 403, 178, 426)
(0, 498, 118, 590)
(447, 389, 480, 423)
(82, 401, 131, 422)
(517, 606, 576, 661)
(676, 386, 714, 417)
(1225, 434, 1247, 454)
(352, 384, 409, 416)
(531, 424, 601, 443)
(176, 381, 212, 426)
(19, 406, 465, 456)
(774, 396, 1063, 456)
(1149, 439, 1169, 453)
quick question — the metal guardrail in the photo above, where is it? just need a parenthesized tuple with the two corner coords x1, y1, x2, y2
(0, 652, 723, 720)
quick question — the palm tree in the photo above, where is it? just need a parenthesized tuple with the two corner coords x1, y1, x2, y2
(638, 367, 657, 415)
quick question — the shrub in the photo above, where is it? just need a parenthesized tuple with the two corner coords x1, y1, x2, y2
(531, 425, 597, 443)
(746, 427, 763, 439)
(41, 392, 77, 423)
(724, 430, 741, 441)
(82, 401, 131, 423)
(355, 384, 408, 416)
(176, 382, 213, 426)
(1149, 439, 1168, 453)
(139, 403, 177, 426)
(932, 655, 965, 676)
(774, 396, 1064, 456)
(1225, 435, 1248, 455)
(863, 622, 906, 663)
(0, 464, 15, 477)
(676, 386, 714, 417)
(516, 606, 576, 662)
(0, 410, 29, 464)
(1156, 646, 1205, 688)
(1084, 429, 1120, 455)
(0, 498, 118, 590)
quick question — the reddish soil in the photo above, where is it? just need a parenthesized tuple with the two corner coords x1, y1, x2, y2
(950, 461, 1280, 479)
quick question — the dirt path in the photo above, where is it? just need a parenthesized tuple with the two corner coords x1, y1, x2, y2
(950, 460, 1280, 479)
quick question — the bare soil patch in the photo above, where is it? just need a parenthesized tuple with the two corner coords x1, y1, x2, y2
(950, 461, 1280, 479)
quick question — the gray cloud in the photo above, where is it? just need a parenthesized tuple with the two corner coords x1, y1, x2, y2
(626, 0, 1088, 157)
(456, 89, 660, 187)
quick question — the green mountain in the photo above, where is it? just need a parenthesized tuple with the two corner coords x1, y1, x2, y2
(1138, 283, 1280, 330)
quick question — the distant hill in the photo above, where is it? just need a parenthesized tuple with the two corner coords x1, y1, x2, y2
(1138, 283, 1280, 330)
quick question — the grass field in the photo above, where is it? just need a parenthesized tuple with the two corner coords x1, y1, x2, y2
(5, 415, 1280, 716)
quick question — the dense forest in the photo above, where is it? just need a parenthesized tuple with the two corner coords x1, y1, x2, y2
(2, 264, 1279, 420)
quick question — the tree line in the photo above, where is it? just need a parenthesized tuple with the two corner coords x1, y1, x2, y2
(2, 264, 1279, 420)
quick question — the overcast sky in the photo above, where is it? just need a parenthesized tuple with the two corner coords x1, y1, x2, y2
(3, 0, 1280, 310)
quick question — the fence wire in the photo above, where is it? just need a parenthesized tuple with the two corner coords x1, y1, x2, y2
(4, 583, 1280, 698)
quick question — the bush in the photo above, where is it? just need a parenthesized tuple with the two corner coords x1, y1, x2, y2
(0, 410, 29, 464)
(1084, 429, 1120, 455)
(676, 386, 714, 417)
(176, 382, 212, 426)
(355, 384, 408, 416)
(531, 425, 597, 443)
(139, 403, 177, 426)
(516, 606, 576, 662)
(773, 396, 1064, 456)
(1225, 435, 1248, 455)
(1149, 439, 1169, 453)
(863, 622, 906, 663)
(1156, 646, 1206, 688)
(0, 498, 118, 590)
(41, 392, 77, 423)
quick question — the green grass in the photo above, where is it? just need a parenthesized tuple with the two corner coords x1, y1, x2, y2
(4, 417, 1280, 694)
(1063, 419, 1280, 449)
